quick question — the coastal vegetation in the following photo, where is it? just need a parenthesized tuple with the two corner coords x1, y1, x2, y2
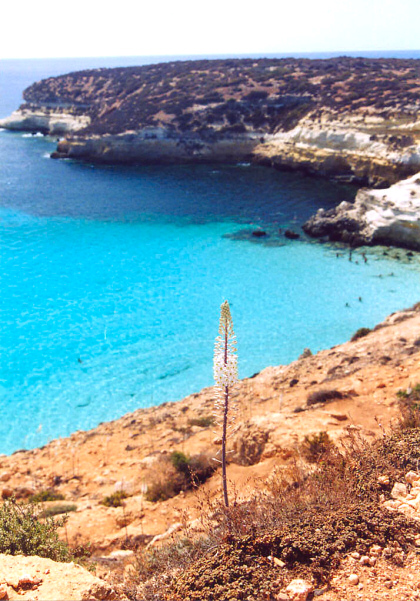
(129, 423, 420, 600)
(0, 498, 71, 562)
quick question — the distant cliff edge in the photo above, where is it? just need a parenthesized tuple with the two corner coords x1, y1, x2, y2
(1, 57, 419, 188)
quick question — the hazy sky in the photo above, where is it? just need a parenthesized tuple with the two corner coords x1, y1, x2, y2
(1, 0, 419, 60)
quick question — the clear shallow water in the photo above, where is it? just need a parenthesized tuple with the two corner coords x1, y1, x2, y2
(1, 54, 420, 454)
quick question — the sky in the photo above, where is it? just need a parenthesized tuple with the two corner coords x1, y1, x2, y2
(1, 0, 419, 60)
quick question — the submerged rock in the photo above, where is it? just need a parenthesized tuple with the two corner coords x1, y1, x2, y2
(284, 229, 300, 240)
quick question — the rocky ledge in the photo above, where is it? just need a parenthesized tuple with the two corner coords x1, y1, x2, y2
(303, 171, 420, 249)
(1, 57, 420, 186)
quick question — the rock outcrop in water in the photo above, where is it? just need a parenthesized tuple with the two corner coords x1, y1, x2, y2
(1, 57, 420, 187)
(303, 171, 420, 249)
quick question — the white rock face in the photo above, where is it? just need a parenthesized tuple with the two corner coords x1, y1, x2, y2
(355, 172, 420, 246)
(304, 171, 420, 250)
(273, 125, 389, 155)
(0, 109, 90, 134)
(255, 116, 420, 187)
(268, 120, 420, 167)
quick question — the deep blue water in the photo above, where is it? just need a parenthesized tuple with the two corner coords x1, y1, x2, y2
(1, 52, 420, 454)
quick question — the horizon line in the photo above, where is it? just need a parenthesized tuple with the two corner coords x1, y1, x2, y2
(1, 49, 420, 62)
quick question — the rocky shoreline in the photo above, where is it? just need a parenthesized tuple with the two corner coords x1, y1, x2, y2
(303, 171, 420, 249)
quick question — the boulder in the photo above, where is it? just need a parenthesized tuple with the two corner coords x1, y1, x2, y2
(285, 579, 314, 601)
(0, 554, 124, 600)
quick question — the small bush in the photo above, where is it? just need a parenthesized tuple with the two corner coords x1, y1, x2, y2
(231, 423, 269, 466)
(170, 451, 190, 475)
(101, 490, 129, 508)
(351, 327, 371, 342)
(0, 498, 71, 561)
(145, 463, 184, 503)
(188, 416, 215, 428)
(306, 388, 346, 406)
(299, 348, 313, 359)
(146, 452, 215, 503)
(397, 384, 420, 429)
(40, 503, 77, 518)
(29, 489, 65, 503)
(301, 431, 334, 463)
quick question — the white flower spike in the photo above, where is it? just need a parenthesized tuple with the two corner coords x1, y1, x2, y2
(213, 300, 238, 507)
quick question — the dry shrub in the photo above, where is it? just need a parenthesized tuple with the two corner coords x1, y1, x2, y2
(350, 327, 371, 342)
(396, 384, 420, 429)
(101, 490, 129, 507)
(125, 428, 420, 601)
(187, 416, 215, 428)
(145, 451, 215, 503)
(29, 490, 65, 503)
(306, 388, 346, 406)
(301, 431, 334, 463)
(40, 503, 77, 518)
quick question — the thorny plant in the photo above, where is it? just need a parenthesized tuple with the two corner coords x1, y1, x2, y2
(213, 300, 238, 507)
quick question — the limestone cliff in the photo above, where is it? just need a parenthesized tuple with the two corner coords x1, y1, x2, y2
(303, 171, 420, 249)
(253, 114, 420, 187)
(0, 109, 90, 135)
(1, 57, 419, 185)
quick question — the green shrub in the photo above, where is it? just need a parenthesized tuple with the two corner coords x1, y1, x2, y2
(101, 490, 129, 508)
(170, 451, 190, 474)
(0, 498, 71, 561)
(40, 503, 77, 518)
(29, 489, 65, 503)
(351, 327, 371, 342)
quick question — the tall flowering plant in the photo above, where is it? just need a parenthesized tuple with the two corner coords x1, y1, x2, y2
(213, 300, 238, 507)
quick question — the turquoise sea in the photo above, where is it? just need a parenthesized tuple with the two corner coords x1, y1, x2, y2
(1, 51, 420, 455)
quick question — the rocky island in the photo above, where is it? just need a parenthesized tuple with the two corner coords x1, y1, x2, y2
(2, 56, 420, 248)
(1, 57, 419, 185)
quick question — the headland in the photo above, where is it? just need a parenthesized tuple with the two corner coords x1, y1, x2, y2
(0, 57, 419, 187)
(2, 57, 420, 250)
